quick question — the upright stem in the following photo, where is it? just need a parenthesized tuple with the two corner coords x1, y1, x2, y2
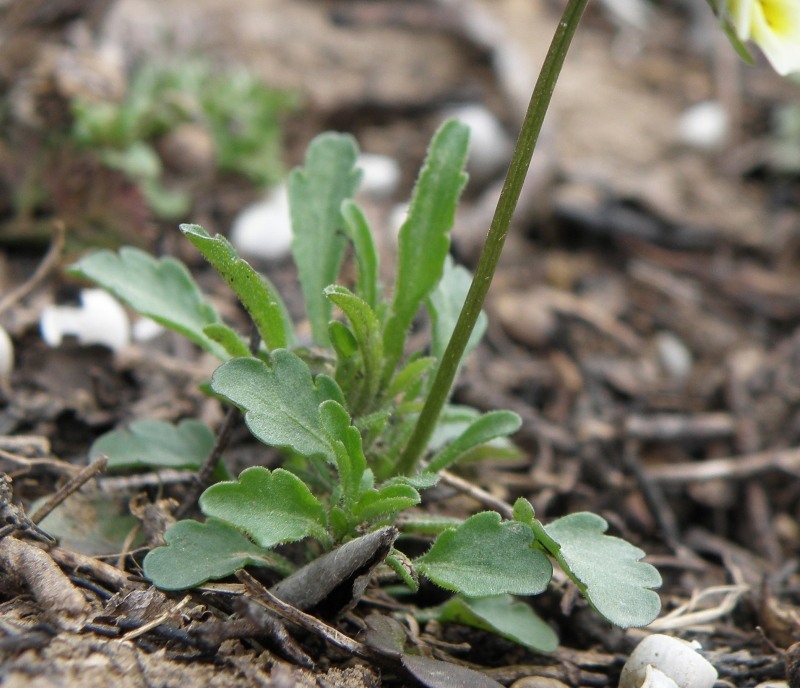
(396, 0, 590, 475)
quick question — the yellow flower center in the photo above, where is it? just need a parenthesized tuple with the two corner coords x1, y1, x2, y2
(758, 0, 800, 37)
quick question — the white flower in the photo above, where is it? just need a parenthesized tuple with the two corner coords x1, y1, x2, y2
(726, 0, 800, 75)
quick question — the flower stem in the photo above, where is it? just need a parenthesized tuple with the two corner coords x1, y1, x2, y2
(396, 0, 590, 476)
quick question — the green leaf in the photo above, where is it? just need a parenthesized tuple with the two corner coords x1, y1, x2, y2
(318, 399, 368, 505)
(204, 323, 252, 358)
(352, 483, 420, 524)
(180, 223, 293, 350)
(427, 256, 486, 364)
(289, 132, 362, 346)
(341, 199, 380, 309)
(210, 352, 340, 461)
(325, 285, 384, 414)
(397, 513, 464, 537)
(435, 595, 558, 653)
(143, 518, 294, 591)
(387, 356, 436, 399)
(385, 550, 419, 592)
(427, 410, 521, 473)
(416, 512, 552, 597)
(199, 466, 329, 548)
(69, 247, 232, 359)
(383, 120, 470, 371)
(544, 512, 662, 627)
(90, 419, 217, 472)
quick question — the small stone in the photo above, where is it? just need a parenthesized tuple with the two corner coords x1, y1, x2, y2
(158, 122, 216, 177)
(442, 103, 512, 183)
(0, 325, 14, 378)
(654, 331, 693, 379)
(357, 153, 401, 199)
(677, 100, 729, 151)
(40, 289, 130, 352)
(510, 677, 569, 688)
(230, 185, 293, 261)
(493, 290, 558, 348)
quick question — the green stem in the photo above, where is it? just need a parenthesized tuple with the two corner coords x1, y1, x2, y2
(396, 0, 590, 475)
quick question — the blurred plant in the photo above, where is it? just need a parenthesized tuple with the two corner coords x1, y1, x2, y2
(70, 60, 297, 219)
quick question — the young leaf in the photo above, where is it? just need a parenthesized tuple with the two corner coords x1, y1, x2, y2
(180, 224, 293, 350)
(435, 595, 559, 653)
(90, 419, 217, 472)
(199, 466, 330, 548)
(387, 356, 436, 399)
(341, 199, 380, 309)
(324, 285, 384, 414)
(352, 483, 421, 524)
(544, 512, 662, 627)
(289, 132, 362, 346)
(204, 323, 252, 358)
(415, 512, 552, 597)
(210, 352, 340, 461)
(427, 256, 487, 364)
(69, 247, 233, 359)
(143, 518, 294, 591)
(382, 120, 470, 371)
(426, 410, 521, 473)
(385, 550, 419, 592)
(318, 399, 368, 505)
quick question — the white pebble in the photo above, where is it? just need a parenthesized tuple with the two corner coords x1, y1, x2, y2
(443, 103, 512, 182)
(40, 289, 130, 352)
(357, 153, 401, 199)
(0, 325, 14, 378)
(230, 185, 293, 261)
(132, 317, 164, 342)
(655, 332, 693, 380)
(677, 101, 729, 151)
(619, 634, 718, 688)
(388, 202, 410, 240)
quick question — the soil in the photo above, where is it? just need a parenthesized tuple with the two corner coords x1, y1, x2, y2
(1, 1, 800, 686)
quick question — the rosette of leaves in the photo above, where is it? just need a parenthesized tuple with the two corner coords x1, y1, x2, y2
(73, 121, 661, 651)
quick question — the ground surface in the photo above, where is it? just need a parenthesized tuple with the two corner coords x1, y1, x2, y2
(1, 1, 800, 686)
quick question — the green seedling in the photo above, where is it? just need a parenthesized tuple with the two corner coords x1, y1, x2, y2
(72, 120, 660, 650)
(71, 60, 296, 217)
(71, 0, 665, 651)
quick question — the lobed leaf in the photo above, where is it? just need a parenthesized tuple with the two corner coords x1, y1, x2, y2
(382, 120, 470, 371)
(318, 399, 368, 505)
(180, 223, 293, 350)
(143, 518, 294, 591)
(415, 512, 552, 597)
(544, 512, 662, 627)
(210, 352, 339, 461)
(289, 132, 362, 346)
(199, 466, 329, 548)
(435, 595, 558, 653)
(90, 418, 216, 471)
(69, 247, 233, 359)
(352, 483, 421, 524)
